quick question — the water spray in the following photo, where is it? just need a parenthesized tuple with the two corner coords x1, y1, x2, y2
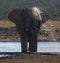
(42, 20, 56, 41)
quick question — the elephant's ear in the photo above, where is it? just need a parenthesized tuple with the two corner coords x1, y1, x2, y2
(40, 8, 49, 24)
(8, 9, 24, 24)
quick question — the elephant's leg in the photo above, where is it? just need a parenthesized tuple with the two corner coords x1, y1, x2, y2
(16, 27, 28, 53)
(21, 34, 28, 53)
(29, 35, 37, 52)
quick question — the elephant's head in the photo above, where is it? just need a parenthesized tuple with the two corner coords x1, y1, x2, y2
(30, 7, 49, 24)
(39, 8, 49, 24)
(23, 7, 49, 31)
(8, 7, 49, 24)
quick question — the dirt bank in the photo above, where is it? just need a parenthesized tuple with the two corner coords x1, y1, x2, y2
(0, 53, 60, 63)
(0, 20, 60, 41)
(0, 20, 60, 28)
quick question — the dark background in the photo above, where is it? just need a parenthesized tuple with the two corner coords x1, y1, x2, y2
(0, 0, 60, 20)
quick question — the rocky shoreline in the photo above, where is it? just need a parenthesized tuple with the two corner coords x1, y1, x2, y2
(0, 52, 60, 58)
(0, 52, 60, 63)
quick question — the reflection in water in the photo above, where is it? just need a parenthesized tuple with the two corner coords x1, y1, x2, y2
(0, 42, 60, 52)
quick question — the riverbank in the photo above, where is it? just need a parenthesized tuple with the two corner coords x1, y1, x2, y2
(0, 20, 60, 42)
(0, 52, 60, 63)
(0, 38, 60, 42)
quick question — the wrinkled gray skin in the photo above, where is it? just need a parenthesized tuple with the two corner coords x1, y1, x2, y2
(8, 7, 49, 53)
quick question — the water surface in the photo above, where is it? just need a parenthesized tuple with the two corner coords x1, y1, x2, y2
(0, 42, 60, 52)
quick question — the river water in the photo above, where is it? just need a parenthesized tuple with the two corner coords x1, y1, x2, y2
(0, 42, 60, 52)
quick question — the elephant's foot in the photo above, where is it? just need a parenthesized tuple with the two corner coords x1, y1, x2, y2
(26, 51, 37, 54)
(28, 49, 37, 54)
(21, 49, 27, 54)
(21, 51, 27, 54)
(28, 45, 37, 53)
(28, 49, 37, 53)
(21, 50, 37, 54)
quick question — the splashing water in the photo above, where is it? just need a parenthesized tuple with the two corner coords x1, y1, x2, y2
(42, 20, 56, 41)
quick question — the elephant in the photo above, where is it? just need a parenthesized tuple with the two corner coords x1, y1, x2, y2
(8, 7, 49, 53)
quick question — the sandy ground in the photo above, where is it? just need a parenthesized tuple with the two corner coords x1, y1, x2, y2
(0, 54, 60, 63)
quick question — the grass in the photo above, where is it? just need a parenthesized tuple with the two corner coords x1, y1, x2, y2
(0, 20, 15, 28)
(0, 20, 60, 28)
(42, 20, 60, 29)
(0, 0, 60, 20)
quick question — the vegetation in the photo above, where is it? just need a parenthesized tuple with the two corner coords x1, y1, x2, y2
(0, 0, 60, 20)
